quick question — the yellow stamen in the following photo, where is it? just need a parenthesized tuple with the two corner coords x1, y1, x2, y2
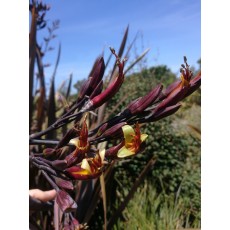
(180, 74, 189, 87)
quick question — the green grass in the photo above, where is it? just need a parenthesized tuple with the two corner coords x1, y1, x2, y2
(113, 180, 201, 230)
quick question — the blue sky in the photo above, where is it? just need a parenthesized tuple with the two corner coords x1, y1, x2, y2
(36, 0, 201, 89)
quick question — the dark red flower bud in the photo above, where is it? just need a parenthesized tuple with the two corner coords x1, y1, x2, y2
(79, 125, 87, 147)
(82, 49, 126, 111)
(55, 190, 77, 212)
(89, 56, 105, 89)
(77, 57, 105, 102)
(90, 65, 124, 108)
(158, 80, 181, 100)
(149, 103, 181, 122)
(105, 141, 125, 160)
(95, 122, 108, 137)
(100, 122, 127, 139)
(125, 84, 163, 114)
(77, 78, 91, 101)
(154, 83, 187, 113)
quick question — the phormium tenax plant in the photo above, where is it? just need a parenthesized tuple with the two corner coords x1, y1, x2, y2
(29, 1, 201, 229)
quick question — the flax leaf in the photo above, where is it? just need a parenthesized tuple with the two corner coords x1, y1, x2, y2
(47, 43, 61, 139)
(124, 48, 150, 75)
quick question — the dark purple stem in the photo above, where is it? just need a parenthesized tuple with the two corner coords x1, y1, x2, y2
(41, 170, 59, 191)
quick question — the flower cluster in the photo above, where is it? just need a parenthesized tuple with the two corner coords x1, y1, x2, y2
(29, 48, 201, 225)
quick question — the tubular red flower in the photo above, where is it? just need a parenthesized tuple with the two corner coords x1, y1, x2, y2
(77, 78, 91, 101)
(78, 117, 88, 148)
(125, 84, 163, 115)
(148, 103, 182, 122)
(105, 141, 125, 159)
(89, 56, 105, 89)
(83, 49, 126, 111)
(158, 80, 181, 101)
(90, 61, 125, 108)
(154, 83, 187, 113)
(99, 122, 127, 139)
(77, 56, 105, 102)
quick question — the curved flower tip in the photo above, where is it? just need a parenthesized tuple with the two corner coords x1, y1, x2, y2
(117, 124, 148, 158)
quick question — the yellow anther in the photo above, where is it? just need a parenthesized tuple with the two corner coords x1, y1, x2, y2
(180, 75, 189, 87)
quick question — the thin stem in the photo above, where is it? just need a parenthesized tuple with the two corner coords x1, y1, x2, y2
(57, 110, 83, 124)
(41, 170, 59, 191)
(29, 139, 75, 146)
(29, 98, 88, 140)
(31, 161, 58, 176)
(31, 109, 85, 139)
(32, 156, 51, 167)
(60, 97, 86, 118)
(30, 125, 56, 140)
